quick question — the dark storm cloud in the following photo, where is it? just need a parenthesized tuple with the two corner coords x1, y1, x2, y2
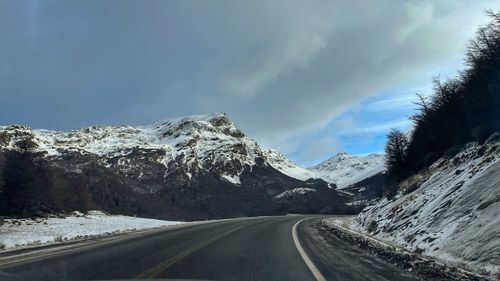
(1, 0, 499, 157)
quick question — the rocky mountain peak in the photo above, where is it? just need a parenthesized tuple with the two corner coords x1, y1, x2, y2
(308, 153, 385, 188)
(150, 112, 244, 140)
(0, 113, 263, 187)
(330, 152, 354, 161)
(0, 112, 351, 219)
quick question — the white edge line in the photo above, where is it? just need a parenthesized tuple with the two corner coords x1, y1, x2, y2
(292, 218, 327, 281)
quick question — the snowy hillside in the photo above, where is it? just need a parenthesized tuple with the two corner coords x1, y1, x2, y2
(352, 135, 500, 275)
(309, 153, 385, 188)
(263, 149, 315, 181)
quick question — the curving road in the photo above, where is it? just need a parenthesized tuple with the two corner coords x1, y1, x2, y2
(0, 215, 418, 281)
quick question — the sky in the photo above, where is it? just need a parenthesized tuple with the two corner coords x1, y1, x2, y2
(1, 0, 500, 167)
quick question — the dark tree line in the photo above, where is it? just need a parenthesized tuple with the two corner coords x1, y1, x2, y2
(385, 10, 500, 188)
(0, 149, 93, 217)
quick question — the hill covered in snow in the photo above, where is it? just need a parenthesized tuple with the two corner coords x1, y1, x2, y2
(308, 153, 385, 189)
(262, 149, 316, 182)
(264, 150, 385, 189)
(1, 112, 262, 189)
(263, 150, 386, 208)
(352, 135, 500, 275)
(0, 113, 351, 219)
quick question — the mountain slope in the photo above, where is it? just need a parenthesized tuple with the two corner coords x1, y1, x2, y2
(263, 149, 316, 182)
(309, 153, 385, 189)
(0, 113, 350, 219)
(264, 150, 386, 208)
(352, 135, 500, 274)
(0, 113, 260, 187)
(264, 150, 385, 190)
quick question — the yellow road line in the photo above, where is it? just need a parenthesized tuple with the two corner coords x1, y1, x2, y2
(135, 222, 253, 279)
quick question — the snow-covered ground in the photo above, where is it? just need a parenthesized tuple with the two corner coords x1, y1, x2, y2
(0, 211, 183, 250)
(348, 136, 500, 276)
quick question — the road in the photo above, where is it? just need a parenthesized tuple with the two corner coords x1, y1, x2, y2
(0, 215, 419, 281)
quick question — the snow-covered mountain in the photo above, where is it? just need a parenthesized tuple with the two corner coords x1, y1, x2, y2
(264, 150, 385, 189)
(352, 135, 500, 275)
(263, 149, 315, 181)
(308, 153, 385, 189)
(1, 113, 262, 188)
(0, 113, 350, 219)
(263, 150, 386, 207)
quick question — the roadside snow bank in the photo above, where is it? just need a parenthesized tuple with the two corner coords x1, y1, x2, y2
(0, 211, 183, 250)
(321, 218, 490, 281)
(351, 136, 500, 276)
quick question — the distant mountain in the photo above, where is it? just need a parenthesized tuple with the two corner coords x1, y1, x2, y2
(264, 150, 386, 207)
(265, 150, 385, 189)
(0, 113, 351, 220)
(308, 153, 385, 189)
(263, 149, 316, 182)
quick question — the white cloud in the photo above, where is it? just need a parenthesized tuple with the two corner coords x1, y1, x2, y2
(364, 95, 417, 112)
(299, 136, 343, 163)
(396, 2, 434, 42)
(337, 119, 412, 136)
(218, 2, 334, 98)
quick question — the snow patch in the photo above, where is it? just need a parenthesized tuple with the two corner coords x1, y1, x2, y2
(275, 187, 317, 199)
(221, 174, 241, 185)
(263, 149, 315, 181)
(0, 211, 183, 250)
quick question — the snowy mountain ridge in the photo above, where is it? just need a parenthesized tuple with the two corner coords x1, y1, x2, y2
(262, 149, 316, 181)
(0, 112, 352, 219)
(308, 153, 385, 189)
(264, 149, 385, 189)
(2, 113, 385, 190)
(0, 112, 263, 186)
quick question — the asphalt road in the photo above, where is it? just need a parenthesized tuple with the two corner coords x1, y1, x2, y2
(0, 215, 419, 281)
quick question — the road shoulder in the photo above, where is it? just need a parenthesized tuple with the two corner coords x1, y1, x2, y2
(319, 218, 493, 281)
(297, 217, 421, 281)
